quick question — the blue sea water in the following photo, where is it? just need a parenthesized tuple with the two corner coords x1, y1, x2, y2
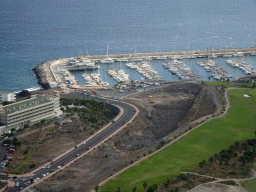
(1, 0, 256, 91)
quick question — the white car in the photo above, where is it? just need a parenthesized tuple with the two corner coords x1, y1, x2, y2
(57, 166, 61, 169)
(42, 174, 46, 177)
(46, 165, 51, 169)
(119, 90, 125, 93)
(15, 182, 19, 187)
(83, 142, 86, 145)
(42, 166, 46, 169)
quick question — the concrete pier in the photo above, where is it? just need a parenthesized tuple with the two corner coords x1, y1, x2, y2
(83, 46, 256, 62)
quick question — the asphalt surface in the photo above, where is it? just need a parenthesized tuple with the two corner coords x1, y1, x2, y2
(1, 92, 136, 192)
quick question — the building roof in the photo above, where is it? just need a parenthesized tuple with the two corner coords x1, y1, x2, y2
(0, 90, 13, 94)
(1, 94, 58, 115)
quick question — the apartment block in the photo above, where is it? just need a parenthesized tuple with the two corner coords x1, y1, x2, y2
(0, 94, 62, 129)
(0, 90, 16, 102)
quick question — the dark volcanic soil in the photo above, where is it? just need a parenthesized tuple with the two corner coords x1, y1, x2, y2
(34, 83, 219, 192)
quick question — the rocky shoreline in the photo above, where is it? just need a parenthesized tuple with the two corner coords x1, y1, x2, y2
(32, 63, 51, 89)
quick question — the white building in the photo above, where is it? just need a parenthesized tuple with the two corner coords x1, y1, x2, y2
(0, 94, 62, 129)
(0, 90, 16, 102)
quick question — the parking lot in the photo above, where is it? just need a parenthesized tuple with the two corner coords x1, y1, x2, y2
(87, 81, 177, 100)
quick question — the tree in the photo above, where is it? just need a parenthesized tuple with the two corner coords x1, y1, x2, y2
(143, 182, 148, 191)
(252, 82, 255, 88)
(199, 159, 206, 168)
(254, 130, 256, 137)
(94, 186, 99, 192)
(146, 184, 158, 192)
(132, 186, 137, 192)
(116, 187, 121, 192)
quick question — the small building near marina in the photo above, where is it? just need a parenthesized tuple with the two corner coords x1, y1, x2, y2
(0, 90, 16, 102)
(0, 94, 62, 130)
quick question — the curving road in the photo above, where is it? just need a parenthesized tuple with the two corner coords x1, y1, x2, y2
(1, 92, 137, 192)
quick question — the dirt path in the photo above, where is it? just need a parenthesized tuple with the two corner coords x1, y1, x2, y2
(182, 170, 256, 192)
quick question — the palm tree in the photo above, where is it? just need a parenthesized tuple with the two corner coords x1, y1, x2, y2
(132, 186, 137, 192)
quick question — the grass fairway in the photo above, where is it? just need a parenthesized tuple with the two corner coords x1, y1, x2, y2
(240, 178, 256, 192)
(99, 89, 256, 192)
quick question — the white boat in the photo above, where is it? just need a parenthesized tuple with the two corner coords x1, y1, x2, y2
(116, 58, 129, 62)
(233, 52, 244, 57)
(101, 43, 114, 64)
(250, 51, 256, 56)
(222, 54, 232, 57)
(156, 55, 167, 60)
(100, 57, 114, 64)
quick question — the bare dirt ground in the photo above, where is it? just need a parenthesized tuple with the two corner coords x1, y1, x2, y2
(4, 118, 91, 174)
(33, 82, 220, 192)
(188, 182, 242, 192)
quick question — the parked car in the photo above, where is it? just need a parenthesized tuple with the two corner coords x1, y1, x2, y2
(8, 149, 15, 153)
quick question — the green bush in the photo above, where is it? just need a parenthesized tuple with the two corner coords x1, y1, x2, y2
(29, 163, 36, 169)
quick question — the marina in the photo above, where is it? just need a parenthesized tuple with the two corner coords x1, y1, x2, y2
(226, 59, 256, 75)
(32, 47, 256, 90)
(106, 69, 129, 83)
(126, 61, 162, 81)
(163, 60, 202, 81)
(66, 59, 100, 71)
(196, 60, 232, 80)
(82, 73, 109, 87)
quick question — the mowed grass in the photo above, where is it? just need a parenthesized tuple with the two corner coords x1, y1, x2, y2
(240, 178, 256, 192)
(99, 89, 256, 192)
(204, 81, 234, 86)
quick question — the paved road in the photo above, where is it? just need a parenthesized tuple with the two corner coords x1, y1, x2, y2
(1, 92, 136, 192)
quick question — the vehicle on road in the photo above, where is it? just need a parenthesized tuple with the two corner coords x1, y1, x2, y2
(57, 166, 61, 169)
(5, 185, 11, 190)
(83, 142, 86, 145)
(42, 166, 46, 169)
(19, 187, 24, 191)
(15, 182, 19, 187)
(51, 161, 55, 164)
(46, 165, 50, 169)
(76, 154, 80, 157)
(42, 174, 46, 177)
